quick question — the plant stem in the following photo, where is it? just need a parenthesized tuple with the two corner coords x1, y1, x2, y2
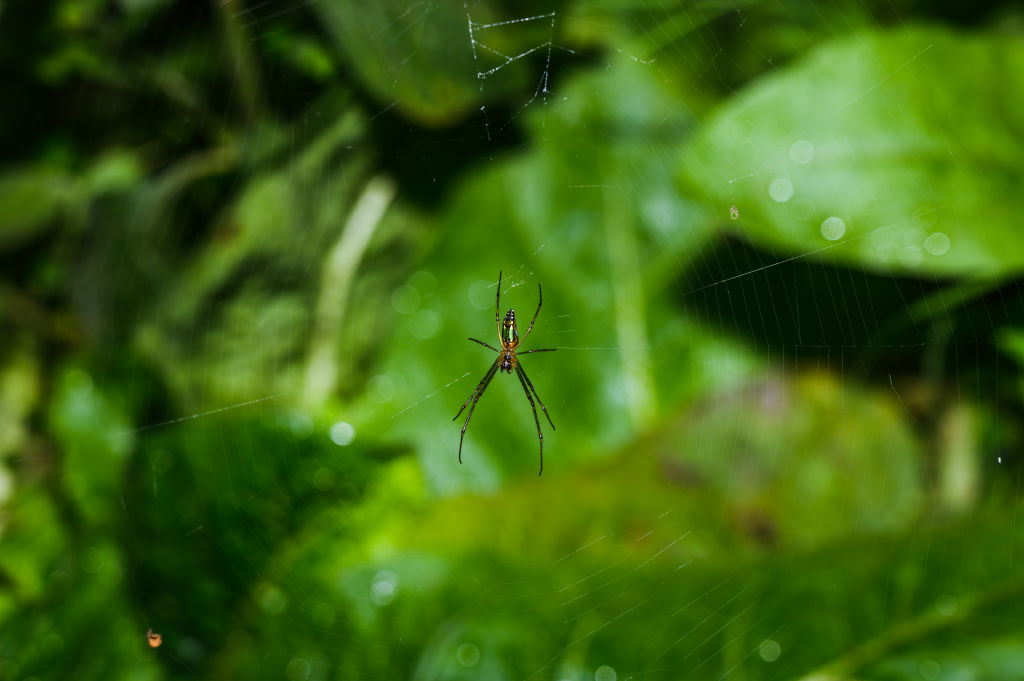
(304, 175, 396, 405)
(603, 184, 656, 427)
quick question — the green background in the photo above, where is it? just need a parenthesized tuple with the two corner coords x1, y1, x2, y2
(2, 1, 1024, 679)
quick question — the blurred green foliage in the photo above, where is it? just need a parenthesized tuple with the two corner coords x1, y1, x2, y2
(2, 1, 1024, 680)
(681, 26, 1024, 276)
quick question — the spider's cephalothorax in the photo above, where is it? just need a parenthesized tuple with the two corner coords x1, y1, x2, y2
(454, 272, 556, 475)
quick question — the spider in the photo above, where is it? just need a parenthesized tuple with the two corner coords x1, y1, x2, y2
(453, 271, 556, 475)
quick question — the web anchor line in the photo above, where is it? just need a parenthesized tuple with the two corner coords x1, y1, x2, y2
(114, 392, 288, 437)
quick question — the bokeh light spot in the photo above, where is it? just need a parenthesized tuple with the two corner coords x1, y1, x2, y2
(789, 140, 815, 164)
(919, 660, 941, 680)
(759, 638, 782, 662)
(456, 643, 480, 667)
(924, 231, 950, 255)
(410, 309, 441, 339)
(391, 284, 421, 314)
(769, 178, 794, 202)
(329, 421, 355, 446)
(258, 584, 287, 615)
(371, 570, 398, 605)
(409, 270, 436, 293)
(65, 368, 93, 395)
(468, 279, 494, 310)
(368, 374, 396, 403)
(286, 658, 311, 681)
(290, 413, 314, 439)
(313, 467, 336, 491)
(936, 594, 957, 617)
(820, 216, 846, 241)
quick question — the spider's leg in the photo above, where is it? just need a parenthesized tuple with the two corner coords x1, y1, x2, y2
(468, 337, 500, 352)
(520, 283, 542, 342)
(517, 348, 556, 355)
(513, 365, 546, 475)
(517, 363, 555, 431)
(454, 359, 500, 463)
(495, 270, 502, 339)
(453, 358, 498, 421)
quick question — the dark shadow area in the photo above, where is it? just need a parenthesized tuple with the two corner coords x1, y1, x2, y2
(674, 234, 1024, 381)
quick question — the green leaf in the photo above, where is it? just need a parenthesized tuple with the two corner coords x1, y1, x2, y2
(134, 112, 374, 406)
(49, 366, 133, 525)
(0, 165, 71, 251)
(0, 488, 67, 604)
(202, 429, 1019, 681)
(0, 338, 41, 460)
(680, 26, 1024, 277)
(655, 372, 925, 547)
(82, 149, 143, 196)
(999, 328, 1024, 367)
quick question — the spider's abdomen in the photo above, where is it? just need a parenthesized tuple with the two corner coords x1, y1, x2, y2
(499, 353, 515, 373)
(501, 309, 518, 346)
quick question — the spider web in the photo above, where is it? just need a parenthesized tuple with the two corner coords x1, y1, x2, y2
(465, 4, 568, 139)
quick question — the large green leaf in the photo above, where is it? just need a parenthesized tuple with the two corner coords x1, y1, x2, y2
(653, 372, 924, 547)
(344, 55, 731, 491)
(200, 419, 1016, 681)
(680, 26, 1024, 277)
